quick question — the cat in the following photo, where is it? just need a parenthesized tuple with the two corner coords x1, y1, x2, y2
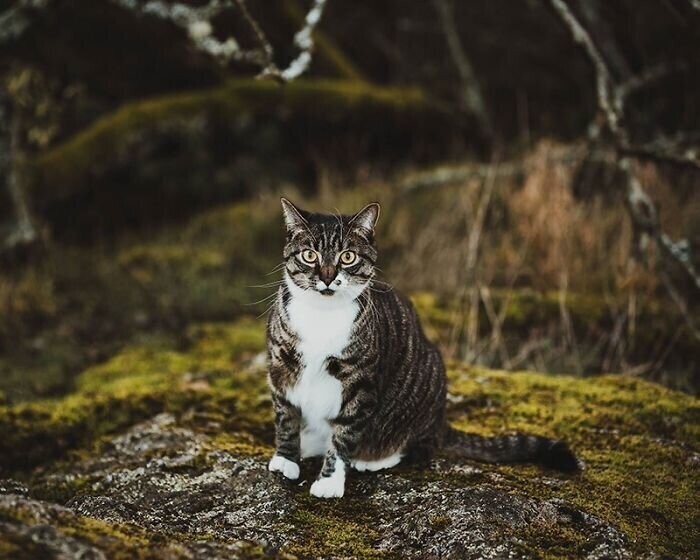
(266, 198, 579, 498)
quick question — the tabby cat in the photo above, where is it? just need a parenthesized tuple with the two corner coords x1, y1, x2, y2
(267, 198, 578, 498)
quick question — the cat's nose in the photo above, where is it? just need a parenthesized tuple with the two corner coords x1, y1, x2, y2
(319, 264, 338, 286)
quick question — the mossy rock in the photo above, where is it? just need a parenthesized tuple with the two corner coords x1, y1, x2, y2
(0, 318, 698, 558)
(0, 317, 271, 474)
(28, 78, 443, 205)
(0, 197, 284, 402)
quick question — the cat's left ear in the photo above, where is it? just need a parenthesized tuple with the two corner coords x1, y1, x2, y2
(350, 202, 381, 233)
(280, 197, 308, 233)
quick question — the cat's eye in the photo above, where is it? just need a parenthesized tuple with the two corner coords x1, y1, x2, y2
(300, 250, 318, 264)
(339, 250, 357, 266)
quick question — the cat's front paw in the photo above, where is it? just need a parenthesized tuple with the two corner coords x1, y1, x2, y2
(310, 475, 345, 498)
(268, 455, 300, 480)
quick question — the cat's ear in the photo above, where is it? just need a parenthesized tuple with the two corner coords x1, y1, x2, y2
(350, 202, 381, 233)
(280, 197, 308, 232)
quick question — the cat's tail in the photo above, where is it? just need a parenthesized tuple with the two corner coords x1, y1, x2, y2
(443, 428, 582, 472)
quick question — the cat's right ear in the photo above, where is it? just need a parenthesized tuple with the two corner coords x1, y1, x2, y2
(280, 197, 308, 233)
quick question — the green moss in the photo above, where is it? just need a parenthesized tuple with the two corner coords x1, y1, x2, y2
(0, 267, 57, 331)
(0, 197, 283, 403)
(30, 78, 430, 202)
(286, 506, 383, 559)
(0, 500, 267, 560)
(1, 300, 697, 556)
(0, 317, 270, 475)
(511, 523, 590, 560)
(412, 289, 611, 340)
(115, 201, 285, 320)
(0, 334, 84, 402)
(446, 365, 700, 558)
(207, 431, 273, 459)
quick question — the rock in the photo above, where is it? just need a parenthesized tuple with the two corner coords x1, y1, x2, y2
(0, 319, 698, 558)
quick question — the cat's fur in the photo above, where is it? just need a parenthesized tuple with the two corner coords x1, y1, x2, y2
(267, 198, 579, 498)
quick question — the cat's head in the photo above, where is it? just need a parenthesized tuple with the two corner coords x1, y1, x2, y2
(280, 198, 380, 300)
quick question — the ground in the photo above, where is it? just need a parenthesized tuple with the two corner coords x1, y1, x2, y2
(0, 317, 698, 559)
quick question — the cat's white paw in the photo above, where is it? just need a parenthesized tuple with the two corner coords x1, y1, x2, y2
(310, 475, 345, 498)
(268, 455, 300, 480)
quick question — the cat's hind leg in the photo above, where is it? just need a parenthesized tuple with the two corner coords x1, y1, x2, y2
(352, 451, 403, 472)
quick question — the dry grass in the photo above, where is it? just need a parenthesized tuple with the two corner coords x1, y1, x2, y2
(384, 141, 698, 386)
(0, 140, 697, 395)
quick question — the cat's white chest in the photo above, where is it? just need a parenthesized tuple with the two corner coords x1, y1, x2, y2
(284, 282, 358, 456)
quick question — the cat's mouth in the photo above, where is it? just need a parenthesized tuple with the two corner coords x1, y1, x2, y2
(319, 289, 335, 296)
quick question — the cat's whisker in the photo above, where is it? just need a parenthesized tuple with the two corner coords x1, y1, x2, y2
(257, 299, 278, 319)
(244, 291, 279, 306)
(265, 262, 287, 276)
(248, 280, 285, 289)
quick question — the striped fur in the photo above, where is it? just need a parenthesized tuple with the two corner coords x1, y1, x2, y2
(267, 199, 579, 498)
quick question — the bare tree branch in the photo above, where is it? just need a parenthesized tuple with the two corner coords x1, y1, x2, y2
(0, 0, 49, 44)
(2, 0, 330, 83)
(1, 92, 38, 251)
(549, 0, 623, 137)
(117, 0, 329, 82)
(278, 0, 329, 81)
(620, 157, 700, 293)
(432, 0, 492, 138)
(550, 0, 699, 167)
(620, 137, 700, 170)
(549, 0, 700, 338)
(614, 61, 684, 106)
(233, 0, 277, 72)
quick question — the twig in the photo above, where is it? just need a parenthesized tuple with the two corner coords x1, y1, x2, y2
(549, 0, 700, 341)
(1, 90, 38, 251)
(400, 143, 593, 193)
(550, 0, 699, 167)
(234, 0, 279, 75)
(614, 61, 684, 107)
(479, 285, 510, 367)
(558, 272, 583, 374)
(112, 0, 258, 65)
(2, 0, 328, 82)
(279, 0, 329, 81)
(0, 0, 50, 44)
(620, 139, 700, 170)
(549, 0, 622, 137)
(432, 0, 492, 137)
(619, 157, 700, 293)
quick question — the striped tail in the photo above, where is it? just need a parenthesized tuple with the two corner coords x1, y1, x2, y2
(444, 428, 581, 472)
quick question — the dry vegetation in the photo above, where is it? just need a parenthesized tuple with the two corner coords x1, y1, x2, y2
(383, 142, 699, 387)
(0, 140, 697, 401)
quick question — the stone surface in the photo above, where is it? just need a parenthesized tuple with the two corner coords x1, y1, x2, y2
(0, 320, 698, 558)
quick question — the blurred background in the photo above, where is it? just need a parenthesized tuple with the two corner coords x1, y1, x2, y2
(1, 0, 699, 404)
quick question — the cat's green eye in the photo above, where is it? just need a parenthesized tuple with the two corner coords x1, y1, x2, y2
(339, 250, 357, 266)
(300, 250, 318, 264)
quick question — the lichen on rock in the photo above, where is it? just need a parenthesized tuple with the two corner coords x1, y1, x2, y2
(0, 317, 698, 558)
